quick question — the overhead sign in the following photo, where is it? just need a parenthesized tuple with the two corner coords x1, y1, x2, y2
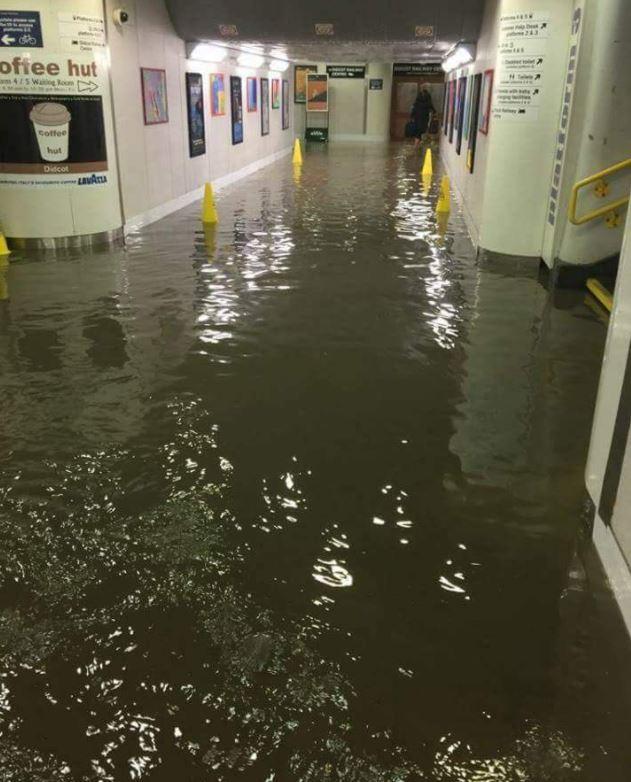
(0, 53, 108, 187)
(0, 10, 43, 48)
(393, 63, 442, 76)
(326, 65, 365, 79)
(414, 25, 434, 39)
(57, 12, 105, 52)
(493, 10, 550, 123)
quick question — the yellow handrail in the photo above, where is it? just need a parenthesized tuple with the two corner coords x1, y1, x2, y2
(568, 158, 631, 225)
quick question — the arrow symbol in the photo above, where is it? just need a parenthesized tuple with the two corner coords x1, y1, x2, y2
(541, 22, 548, 29)
(533, 88, 539, 95)
(78, 79, 98, 93)
(536, 57, 543, 64)
(535, 74, 541, 80)
(518, 109, 526, 114)
(1, 33, 16, 45)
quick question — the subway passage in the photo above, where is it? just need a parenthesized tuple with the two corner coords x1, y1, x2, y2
(1, 144, 631, 780)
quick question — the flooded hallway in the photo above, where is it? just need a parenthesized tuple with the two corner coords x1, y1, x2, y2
(1, 1, 631, 780)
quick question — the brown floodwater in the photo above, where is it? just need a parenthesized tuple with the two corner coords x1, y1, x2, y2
(1, 143, 630, 781)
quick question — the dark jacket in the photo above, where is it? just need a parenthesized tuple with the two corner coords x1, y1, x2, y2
(411, 91, 434, 136)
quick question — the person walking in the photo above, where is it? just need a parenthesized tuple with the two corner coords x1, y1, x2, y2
(411, 84, 435, 149)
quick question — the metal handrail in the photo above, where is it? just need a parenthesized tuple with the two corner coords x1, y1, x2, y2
(568, 158, 631, 226)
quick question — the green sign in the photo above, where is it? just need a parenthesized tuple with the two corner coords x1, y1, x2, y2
(305, 127, 328, 142)
(393, 63, 442, 76)
(326, 65, 365, 79)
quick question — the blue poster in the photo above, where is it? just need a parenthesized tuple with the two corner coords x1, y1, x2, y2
(230, 76, 243, 145)
(0, 10, 43, 47)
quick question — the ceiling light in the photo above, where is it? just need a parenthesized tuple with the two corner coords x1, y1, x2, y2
(441, 42, 476, 72)
(188, 43, 227, 62)
(270, 48, 287, 60)
(238, 52, 264, 68)
(269, 59, 289, 72)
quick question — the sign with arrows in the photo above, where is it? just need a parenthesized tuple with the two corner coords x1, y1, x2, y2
(494, 10, 549, 122)
(0, 10, 43, 47)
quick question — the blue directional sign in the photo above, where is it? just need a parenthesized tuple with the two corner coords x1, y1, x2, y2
(0, 11, 43, 47)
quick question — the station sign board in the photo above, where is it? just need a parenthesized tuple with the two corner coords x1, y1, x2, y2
(326, 65, 366, 79)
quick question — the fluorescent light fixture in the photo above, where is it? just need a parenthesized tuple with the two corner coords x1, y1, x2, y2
(270, 48, 287, 60)
(188, 43, 227, 62)
(441, 42, 476, 72)
(269, 59, 289, 72)
(238, 52, 264, 68)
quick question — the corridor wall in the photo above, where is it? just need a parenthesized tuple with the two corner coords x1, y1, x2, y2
(293, 62, 393, 142)
(105, 0, 294, 231)
(441, 0, 575, 257)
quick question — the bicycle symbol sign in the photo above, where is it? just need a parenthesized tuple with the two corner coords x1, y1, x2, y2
(0, 11, 43, 48)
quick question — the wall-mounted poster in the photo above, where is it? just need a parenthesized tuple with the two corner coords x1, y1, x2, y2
(448, 79, 456, 143)
(479, 69, 494, 135)
(210, 73, 226, 116)
(468, 73, 483, 173)
(456, 76, 467, 155)
(141, 67, 168, 125)
(185, 72, 205, 157)
(294, 64, 317, 103)
(282, 79, 289, 129)
(442, 83, 448, 131)
(260, 77, 270, 136)
(271, 78, 280, 109)
(247, 77, 257, 112)
(463, 77, 473, 141)
(230, 76, 243, 144)
(306, 74, 328, 112)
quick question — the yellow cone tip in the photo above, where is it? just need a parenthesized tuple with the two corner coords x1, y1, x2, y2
(202, 182, 218, 224)
(0, 232, 11, 257)
(292, 139, 303, 165)
(421, 148, 433, 177)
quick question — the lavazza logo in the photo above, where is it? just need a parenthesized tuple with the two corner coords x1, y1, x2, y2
(78, 173, 107, 185)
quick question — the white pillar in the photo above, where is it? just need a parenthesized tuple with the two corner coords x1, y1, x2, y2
(0, 0, 123, 247)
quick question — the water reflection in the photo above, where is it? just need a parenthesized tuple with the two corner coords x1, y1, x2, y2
(1, 144, 631, 779)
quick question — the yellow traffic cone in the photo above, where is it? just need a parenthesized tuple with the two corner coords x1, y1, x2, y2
(0, 231, 11, 257)
(421, 148, 433, 177)
(292, 138, 303, 165)
(421, 173, 432, 197)
(293, 164, 302, 185)
(436, 175, 451, 214)
(201, 183, 219, 224)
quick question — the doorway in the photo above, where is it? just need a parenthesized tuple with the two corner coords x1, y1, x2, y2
(390, 75, 444, 141)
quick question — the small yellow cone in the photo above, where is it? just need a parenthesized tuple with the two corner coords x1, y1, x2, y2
(421, 148, 433, 177)
(292, 138, 303, 165)
(436, 175, 451, 214)
(0, 231, 11, 257)
(293, 164, 302, 185)
(421, 173, 432, 197)
(201, 183, 219, 224)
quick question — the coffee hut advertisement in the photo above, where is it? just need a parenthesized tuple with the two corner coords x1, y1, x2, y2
(0, 53, 108, 187)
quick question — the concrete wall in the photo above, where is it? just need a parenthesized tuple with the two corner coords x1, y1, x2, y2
(105, 0, 294, 229)
(442, 0, 575, 256)
(294, 62, 393, 142)
(586, 200, 631, 638)
(542, 0, 631, 266)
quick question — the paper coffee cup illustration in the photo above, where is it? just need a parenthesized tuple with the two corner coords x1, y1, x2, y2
(29, 102, 71, 162)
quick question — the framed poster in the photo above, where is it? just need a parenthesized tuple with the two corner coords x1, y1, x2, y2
(282, 79, 289, 129)
(448, 79, 456, 143)
(467, 73, 483, 173)
(442, 82, 448, 131)
(294, 64, 317, 103)
(271, 78, 280, 109)
(247, 77, 257, 112)
(306, 74, 328, 112)
(479, 69, 494, 135)
(230, 76, 243, 144)
(456, 76, 467, 155)
(141, 67, 168, 125)
(463, 77, 473, 141)
(210, 73, 226, 116)
(260, 77, 270, 136)
(185, 72, 205, 157)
